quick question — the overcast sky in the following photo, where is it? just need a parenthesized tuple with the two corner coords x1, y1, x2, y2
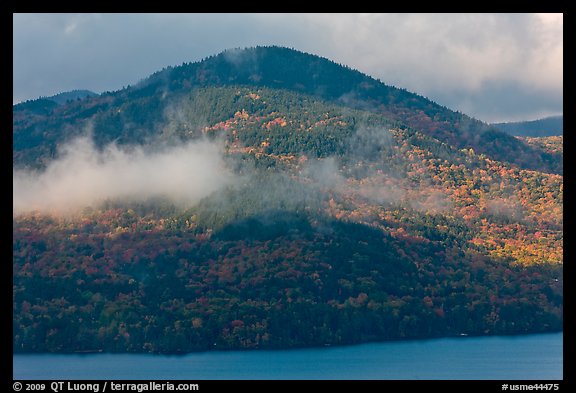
(13, 13, 562, 123)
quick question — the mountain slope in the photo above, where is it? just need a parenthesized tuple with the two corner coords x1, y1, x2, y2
(13, 207, 562, 353)
(13, 46, 561, 174)
(13, 47, 563, 354)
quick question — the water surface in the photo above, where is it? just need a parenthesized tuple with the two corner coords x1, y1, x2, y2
(14, 332, 563, 380)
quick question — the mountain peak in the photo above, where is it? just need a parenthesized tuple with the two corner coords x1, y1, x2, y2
(130, 45, 559, 174)
(13, 46, 562, 175)
(147, 45, 382, 100)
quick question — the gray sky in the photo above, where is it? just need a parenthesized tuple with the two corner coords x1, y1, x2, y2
(13, 13, 562, 123)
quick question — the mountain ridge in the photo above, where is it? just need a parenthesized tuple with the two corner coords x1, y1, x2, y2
(492, 115, 563, 137)
(13, 46, 561, 174)
(14, 89, 98, 111)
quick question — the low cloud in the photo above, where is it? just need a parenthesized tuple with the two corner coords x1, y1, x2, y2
(13, 136, 235, 215)
(301, 157, 345, 191)
(484, 196, 524, 221)
(410, 189, 452, 213)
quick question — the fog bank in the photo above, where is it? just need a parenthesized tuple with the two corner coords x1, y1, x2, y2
(13, 137, 235, 215)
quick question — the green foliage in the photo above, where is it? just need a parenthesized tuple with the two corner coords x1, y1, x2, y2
(13, 46, 561, 174)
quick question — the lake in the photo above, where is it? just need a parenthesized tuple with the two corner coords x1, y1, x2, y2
(13, 332, 562, 380)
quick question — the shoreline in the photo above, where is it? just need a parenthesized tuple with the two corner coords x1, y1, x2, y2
(13, 329, 563, 357)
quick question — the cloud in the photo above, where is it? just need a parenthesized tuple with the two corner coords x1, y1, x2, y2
(13, 136, 235, 215)
(300, 156, 346, 192)
(13, 13, 562, 122)
(434, 79, 564, 123)
(409, 190, 452, 213)
(12, 13, 268, 103)
(291, 13, 562, 122)
(484, 196, 524, 221)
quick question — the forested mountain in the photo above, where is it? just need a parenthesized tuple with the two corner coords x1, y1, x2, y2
(13, 47, 562, 353)
(492, 115, 563, 137)
(13, 46, 561, 174)
(14, 90, 98, 112)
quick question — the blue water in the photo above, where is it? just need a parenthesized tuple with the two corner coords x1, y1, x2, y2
(13, 332, 562, 380)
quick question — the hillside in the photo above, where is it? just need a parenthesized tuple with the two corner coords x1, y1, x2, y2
(13, 47, 563, 354)
(13, 46, 561, 174)
(492, 116, 563, 137)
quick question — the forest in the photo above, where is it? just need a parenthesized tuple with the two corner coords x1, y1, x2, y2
(13, 47, 563, 353)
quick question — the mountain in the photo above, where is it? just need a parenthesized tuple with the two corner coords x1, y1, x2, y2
(492, 115, 563, 137)
(45, 89, 99, 105)
(14, 90, 98, 114)
(13, 46, 561, 174)
(13, 47, 563, 354)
